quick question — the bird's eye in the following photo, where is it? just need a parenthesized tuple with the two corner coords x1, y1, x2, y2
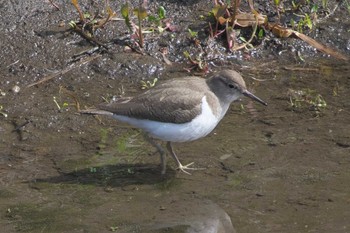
(228, 84, 235, 89)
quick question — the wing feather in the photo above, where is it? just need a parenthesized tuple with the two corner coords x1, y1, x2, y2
(99, 86, 204, 123)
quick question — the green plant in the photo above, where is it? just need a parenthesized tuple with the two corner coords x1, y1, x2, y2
(239, 104, 245, 114)
(89, 167, 97, 173)
(133, 6, 148, 48)
(53, 96, 69, 110)
(140, 78, 158, 89)
(183, 51, 208, 72)
(273, 0, 282, 21)
(148, 6, 166, 27)
(303, 14, 312, 30)
(70, 0, 116, 38)
(293, 13, 313, 33)
(288, 88, 327, 111)
(257, 28, 264, 39)
(121, 3, 132, 31)
(121, 3, 148, 48)
(297, 20, 304, 33)
(210, 4, 228, 37)
(238, 36, 254, 49)
(188, 28, 198, 38)
(291, 1, 298, 10)
(311, 4, 318, 13)
(110, 226, 119, 232)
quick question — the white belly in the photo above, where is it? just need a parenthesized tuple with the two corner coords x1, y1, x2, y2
(112, 96, 221, 142)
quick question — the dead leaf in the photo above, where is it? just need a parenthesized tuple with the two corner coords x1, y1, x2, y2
(266, 23, 348, 60)
(267, 23, 294, 37)
(235, 12, 266, 27)
(294, 31, 348, 61)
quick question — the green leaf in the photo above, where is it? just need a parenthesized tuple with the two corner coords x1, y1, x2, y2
(83, 12, 91, 19)
(297, 20, 303, 33)
(304, 14, 312, 30)
(121, 3, 129, 19)
(258, 28, 264, 39)
(158, 6, 166, 19)
(134, 7, 148, 20)
(211, 5, 226, 19)
(311, 4, 318, 13)
(290, 18, 295, 28)
(148, 15, 157, 22)
(183, 51, 190, 59)
(121, 4, 132, 31)
(188, 28, 198, 38)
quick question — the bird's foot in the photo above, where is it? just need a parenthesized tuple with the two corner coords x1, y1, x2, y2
(177, 162, 205, 175)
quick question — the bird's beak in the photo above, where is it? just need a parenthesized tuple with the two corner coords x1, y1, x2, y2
(243, 90, 267, 106)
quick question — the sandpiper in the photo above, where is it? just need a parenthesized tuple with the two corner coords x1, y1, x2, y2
(81, 70, 267, 174)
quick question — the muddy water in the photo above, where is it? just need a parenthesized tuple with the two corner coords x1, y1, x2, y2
(1, 59, 350, 233)
(1, 0, 350, 233)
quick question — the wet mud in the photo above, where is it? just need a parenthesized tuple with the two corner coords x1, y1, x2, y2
(1, 0, 350, 232)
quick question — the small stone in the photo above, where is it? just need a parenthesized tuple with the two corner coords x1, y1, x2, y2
(104, 186, 114, 192)
(220, 154, 232, 160)
(11, 85, 20, 93)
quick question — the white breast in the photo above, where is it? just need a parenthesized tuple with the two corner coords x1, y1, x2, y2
(112, 96, 221, 142)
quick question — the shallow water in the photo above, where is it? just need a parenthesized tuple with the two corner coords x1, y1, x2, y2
(1, 1, 350, 232)
(1, 59, 350, 233)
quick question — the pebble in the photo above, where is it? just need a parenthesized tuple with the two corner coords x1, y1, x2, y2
(11, 85, 20, 93)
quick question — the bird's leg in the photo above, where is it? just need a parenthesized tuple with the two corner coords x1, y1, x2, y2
(143, 133, 167, 175)
(166, 142, 205, 175)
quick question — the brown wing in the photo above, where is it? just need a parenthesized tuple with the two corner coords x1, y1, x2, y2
(98, 85, 205, 124)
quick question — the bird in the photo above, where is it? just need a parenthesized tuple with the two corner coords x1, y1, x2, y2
(80, 69, 267, 175)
